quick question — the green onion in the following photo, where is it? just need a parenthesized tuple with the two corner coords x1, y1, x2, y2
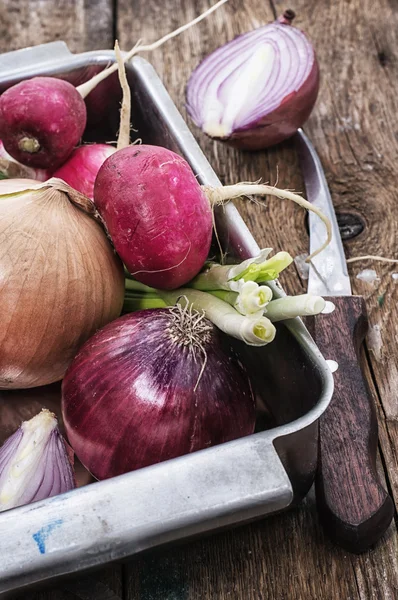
(264, 294, 326, 322)
(229, 251, 293, 282)
(188, 263, 239, 291)
(158, 288, 276, 346)
(189, 249, 292, 291)
(125, 278, 157, 293)
(123, 294, 167, 312)
(211, 281, 272, 316)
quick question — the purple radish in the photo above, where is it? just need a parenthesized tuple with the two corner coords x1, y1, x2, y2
(0, 78, 86, 170)
(53, 144, 116, 199)
(94, 145, 213, 289)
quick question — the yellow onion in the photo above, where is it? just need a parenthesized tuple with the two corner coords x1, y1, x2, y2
(0, 178, 124, 389)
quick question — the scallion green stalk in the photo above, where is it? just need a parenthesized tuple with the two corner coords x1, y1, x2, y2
(229, 251, 293, 282)
(125, 278, 156, 293)
(189, 249, 292, 291)
(123, 295, 167, 312)
(264, 294, 326, 322)
(210, 290, 237, 304)
(124, 290, 160, 300)
(158, 288, 276, 346)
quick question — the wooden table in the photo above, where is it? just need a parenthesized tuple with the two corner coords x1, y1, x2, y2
(2, 0, 398, 598)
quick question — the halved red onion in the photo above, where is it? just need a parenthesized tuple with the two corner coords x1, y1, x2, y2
(0, 409, 75, 511)
(186, 10, 319, 150)
(62, 307, 256, 480)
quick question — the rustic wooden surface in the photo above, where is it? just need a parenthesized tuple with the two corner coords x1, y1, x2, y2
(1, 0, 398, 598)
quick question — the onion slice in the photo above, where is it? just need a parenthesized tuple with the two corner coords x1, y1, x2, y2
(0, 409, 75, 511)
(186, 10, 320, 150)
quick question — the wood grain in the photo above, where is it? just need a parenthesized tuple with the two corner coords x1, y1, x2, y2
(311, 296, 393, 552)
(1, 0, 398, 598)
(273, 0, 398, 413)
(0, 0, 114, 53)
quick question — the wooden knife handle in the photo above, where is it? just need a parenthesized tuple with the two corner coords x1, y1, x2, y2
(311, 296, 394, 553)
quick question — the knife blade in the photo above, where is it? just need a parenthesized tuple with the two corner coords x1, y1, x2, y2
(296, 129, 393, 553)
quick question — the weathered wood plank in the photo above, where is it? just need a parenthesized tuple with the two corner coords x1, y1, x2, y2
(15, 568, 124, 600)
(277, 0, 398, 419)
(124, 493, 364, 600)
(117, 0, 398, 598)
(0, 0, 114, 53)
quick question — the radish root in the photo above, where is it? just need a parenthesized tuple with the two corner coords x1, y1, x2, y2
(204, 183, 332, 262)
(347, 255, 398, 264)
(115, 40, 131, 150)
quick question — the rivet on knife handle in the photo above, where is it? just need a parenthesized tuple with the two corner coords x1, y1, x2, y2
(311, 296, 394, 553)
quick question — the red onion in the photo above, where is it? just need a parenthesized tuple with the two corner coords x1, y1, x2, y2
(0, 409, 75, 511)
(62, 307, 255, 480)
(0, 386, 93, 487)
(53, 144, 116, 200)
(186, 10, 320, 150)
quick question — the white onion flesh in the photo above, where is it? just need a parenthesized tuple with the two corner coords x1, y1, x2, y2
(186, 16, 319, 149)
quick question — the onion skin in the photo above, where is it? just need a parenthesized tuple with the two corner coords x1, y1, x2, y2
(186, 14, 320, 151)
(0, 179, 124, 389)
(53, 144, 116, 200)
(0, 77, 87, 169)
(62, 309, 256, 480)
(94, 145, 213, 289)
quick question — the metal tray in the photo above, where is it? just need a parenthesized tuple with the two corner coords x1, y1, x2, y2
(0, 42, 334, 597)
